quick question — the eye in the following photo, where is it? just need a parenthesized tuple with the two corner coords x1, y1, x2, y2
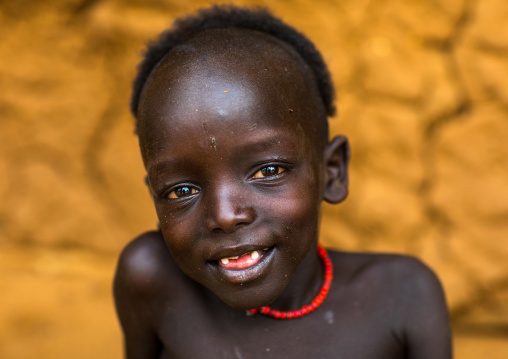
(167, 186, 199, 199)
(253, 165, 285, 178)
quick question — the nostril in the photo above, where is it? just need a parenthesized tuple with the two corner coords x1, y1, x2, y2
(210, 218, 251, 234)
(205, 206, 255, 233)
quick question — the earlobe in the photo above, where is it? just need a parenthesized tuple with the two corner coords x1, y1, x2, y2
(322, 135, 350, 204)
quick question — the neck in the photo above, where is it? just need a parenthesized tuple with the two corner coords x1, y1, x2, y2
(266, 242, 323, 311)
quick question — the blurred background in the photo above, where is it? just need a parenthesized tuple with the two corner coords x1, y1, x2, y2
(1, 0, 507, 357)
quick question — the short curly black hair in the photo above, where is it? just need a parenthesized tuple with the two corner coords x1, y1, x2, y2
(130, 4, 336, 123)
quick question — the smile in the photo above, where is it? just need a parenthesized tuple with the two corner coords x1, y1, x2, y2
(211, 247, 275, 284)
(219, 248, 270, 269)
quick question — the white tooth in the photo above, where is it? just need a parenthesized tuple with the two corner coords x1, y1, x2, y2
(227, 256, 239, 260)
(263, 248, 269, 251)
(221, 258, 229, 265)
(251, 251, 259, 260)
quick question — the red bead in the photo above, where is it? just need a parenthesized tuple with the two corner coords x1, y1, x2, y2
(248, 244, 333, 320)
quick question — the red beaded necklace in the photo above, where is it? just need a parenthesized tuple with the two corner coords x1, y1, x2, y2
(247, 244, 333, 319)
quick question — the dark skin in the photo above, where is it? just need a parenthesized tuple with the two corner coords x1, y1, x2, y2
(114, 28, 452, 358)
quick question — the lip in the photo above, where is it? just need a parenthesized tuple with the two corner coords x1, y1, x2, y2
(209, 243, 274, 261)
(209, 246, 276, 284)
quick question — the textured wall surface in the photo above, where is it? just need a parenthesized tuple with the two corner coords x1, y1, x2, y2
(1, 0, 507, 357)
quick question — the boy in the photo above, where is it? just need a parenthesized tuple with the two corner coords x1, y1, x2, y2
(114, 5, 451, 358)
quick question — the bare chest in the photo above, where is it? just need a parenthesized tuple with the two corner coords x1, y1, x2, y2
(154, 300, 405, 359)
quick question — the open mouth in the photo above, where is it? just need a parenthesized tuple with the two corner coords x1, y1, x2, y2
(218, 248, 270, 269)
(210, 247, 275, 284)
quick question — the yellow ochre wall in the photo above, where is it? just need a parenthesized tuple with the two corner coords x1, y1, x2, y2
(1, 0, 507, 358)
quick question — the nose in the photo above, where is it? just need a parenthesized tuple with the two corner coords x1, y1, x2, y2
(204, 184, 255, 233)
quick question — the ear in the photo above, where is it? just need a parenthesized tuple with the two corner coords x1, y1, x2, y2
(322, 135, 350, 204)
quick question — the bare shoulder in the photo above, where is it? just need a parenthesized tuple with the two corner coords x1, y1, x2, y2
(373, 254, 446, 310)
(114, 230, 183, 302)
(114, 232, 187, 358)
(329, 250, 451, 359)
(375, 253, 442, 291)
(331, 250, 447, 316)
(330, 250, 444, 297)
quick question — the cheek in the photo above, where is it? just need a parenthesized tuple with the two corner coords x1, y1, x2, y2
(276, 192, 319, 221)
(155, 205, 204, 267)
(160, 227, 209, 280)
(269, 177, 322, 238)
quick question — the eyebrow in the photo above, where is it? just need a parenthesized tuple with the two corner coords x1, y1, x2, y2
(147, 130, 297, 175)
(237, 131, 288, 152)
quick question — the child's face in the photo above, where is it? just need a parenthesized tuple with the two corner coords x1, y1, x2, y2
(137, 30, 330, 309)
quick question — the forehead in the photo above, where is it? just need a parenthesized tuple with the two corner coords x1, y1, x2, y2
(137, 28, 324, 162)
